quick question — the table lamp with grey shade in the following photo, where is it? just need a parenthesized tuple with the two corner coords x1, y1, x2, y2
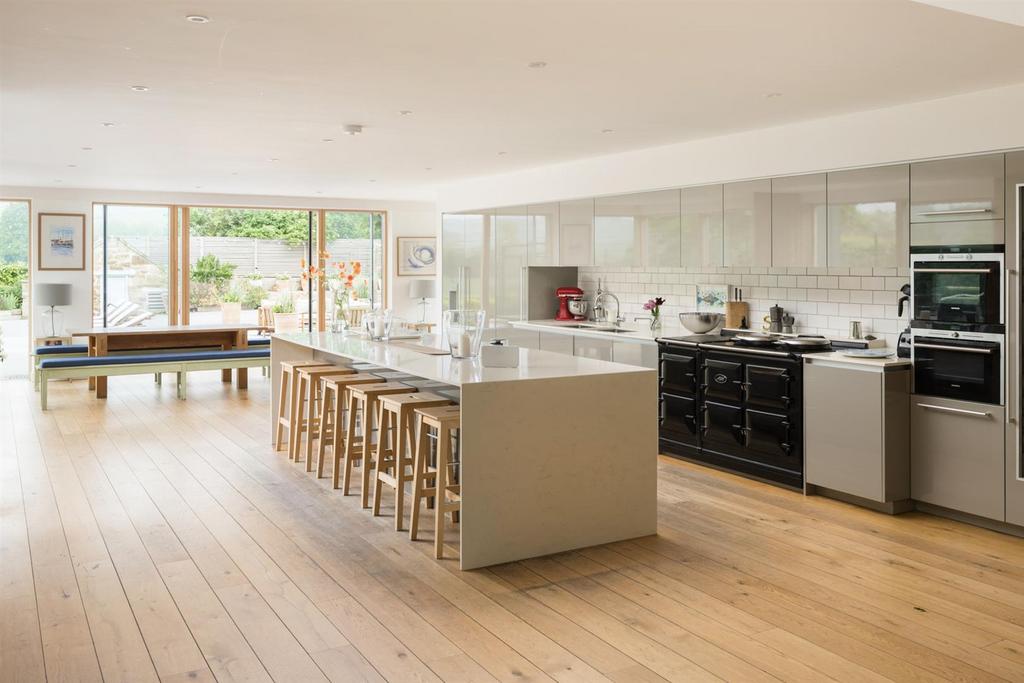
(408, 279, 435, 322)
(35, 283, 72, 337)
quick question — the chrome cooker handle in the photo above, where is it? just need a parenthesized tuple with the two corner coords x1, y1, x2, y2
(916, 403, 991, 418)
(911, 268, 993, 274)
(913, 342, 995, 354)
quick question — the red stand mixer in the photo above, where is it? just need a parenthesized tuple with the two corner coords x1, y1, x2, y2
(556, 286, 587, 321)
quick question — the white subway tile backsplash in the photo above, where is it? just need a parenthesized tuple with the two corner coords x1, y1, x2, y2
(582, 263, 905, 346)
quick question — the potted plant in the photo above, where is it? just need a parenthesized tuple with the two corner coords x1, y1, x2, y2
(272, 295, 300, 332)
(643, 297, 666, 332)
(221, 289, 242, 323)
(302, 255, 362, 332)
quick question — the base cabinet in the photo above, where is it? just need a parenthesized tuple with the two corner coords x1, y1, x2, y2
(805, 362, 910, 504)
(573, 337, 614, 362)
(537, 332, 574, 355)
(911, 396, 1005, 521)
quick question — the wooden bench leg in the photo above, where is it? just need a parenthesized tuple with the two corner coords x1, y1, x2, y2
(177, 371, 187, 399)
(237, 367, 248, 390)
(40, 374, 48, 410)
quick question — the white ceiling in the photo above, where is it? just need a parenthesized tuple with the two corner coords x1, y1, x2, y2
(2, 0, 1024, 201)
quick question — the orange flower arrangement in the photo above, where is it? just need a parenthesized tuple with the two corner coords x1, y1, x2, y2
(301, 257, 363, 291)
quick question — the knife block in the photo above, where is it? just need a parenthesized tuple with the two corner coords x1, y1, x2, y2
(724, 301, 749, 329)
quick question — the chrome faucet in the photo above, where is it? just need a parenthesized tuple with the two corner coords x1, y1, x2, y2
(593, 278, 624, 326)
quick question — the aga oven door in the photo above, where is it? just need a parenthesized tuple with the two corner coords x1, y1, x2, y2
(745, 409, 801, 476)
(913, 335, 1002, 405)
(660, 349, 698, 397)
(703, 359, 744, 403)
(701, 401, 745, 452)
(745, 364, 795, 412)
(660, 393, 699, 447)
(912, 254, 1002, 326)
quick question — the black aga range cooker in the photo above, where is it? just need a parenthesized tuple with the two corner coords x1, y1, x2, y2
(658, 333, 831, 488)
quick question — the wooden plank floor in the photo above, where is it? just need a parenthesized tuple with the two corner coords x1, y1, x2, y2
(3, 374, 1024, 682)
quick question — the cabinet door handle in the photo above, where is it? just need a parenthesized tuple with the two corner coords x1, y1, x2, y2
(917, 208, 992, 216)
(916, 402, 991, 418)
(911, 268, 993, 274)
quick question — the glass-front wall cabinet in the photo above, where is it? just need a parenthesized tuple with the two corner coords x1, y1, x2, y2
(527, 203, 559, 266)
(827, 164, 909, 269)
(492, 206, 528, 321)
(681, 184, 724, 267)
(558, 198, 594, 266)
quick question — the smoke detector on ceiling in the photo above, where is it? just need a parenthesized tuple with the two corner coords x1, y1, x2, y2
(343, 124, 363, 136)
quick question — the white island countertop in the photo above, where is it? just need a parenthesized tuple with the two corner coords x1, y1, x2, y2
(269, 331, 658, 570)
(273, 331, 653, 385)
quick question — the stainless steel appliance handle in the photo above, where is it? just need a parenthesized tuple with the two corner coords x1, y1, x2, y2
(913, 342, 995, 354)
(916, 403, 991, 418)
(911, 268, 993, 274)
(917, 208, 993, 216)
(715, 345, 790, 357)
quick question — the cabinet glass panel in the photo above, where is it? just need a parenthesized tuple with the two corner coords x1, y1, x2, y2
(594, 193, 642, 267)
(492, 206, 528, 321)
(827, 164, 909, 268)
(910, 153, 1004, 223)
(771, 174, 826, 267)
(638, 190, 682, 267)
(558, 198, 594, 266)
(723, 179, 772, 267)
(681, 184, 724, 267)
(527, 203, 558, 266)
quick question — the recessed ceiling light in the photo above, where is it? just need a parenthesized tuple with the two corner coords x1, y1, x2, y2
(766, 92, 783, 99)
(231, 171, 239, 175)
(497, 151, 507, 156)
(398, 110, 413, 116)
(81, 146, 93, 151)
(124, 46, 132, 51)
(425, 167, 432, 171)
(316, 190, 323, 194)
(527, 61, 547, 69)
(54, 179, 62, 183)
(368, 179, 376, 183)
(601, 128, 614, 134)
(185, 14, 210, 23)
(67, 164, 77, 168)
(194, 185, 202, 189)
(101, 122, 116, 127)
(343, 124, 363, 136)
(269, 158, 280, 162)
(130, 85, 149, 92)
(321, 138, 334, 142)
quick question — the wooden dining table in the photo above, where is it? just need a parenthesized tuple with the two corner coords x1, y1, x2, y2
(68, 323, 265, 398)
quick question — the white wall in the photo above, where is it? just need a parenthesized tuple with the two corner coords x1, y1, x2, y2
(437, 81, 1024, 211)
(0, 185, 437, 336)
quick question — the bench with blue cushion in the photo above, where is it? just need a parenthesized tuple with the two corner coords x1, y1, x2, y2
(38, 348, 270, 409)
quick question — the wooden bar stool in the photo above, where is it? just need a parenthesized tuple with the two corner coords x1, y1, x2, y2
(343, 382, 416, 507)
(292, 365, 355, 466)
(409, 405, 462, 559)
(373, 392, 453, 530)
(316, 373, 387, 485)
(276, 360, 335, 453)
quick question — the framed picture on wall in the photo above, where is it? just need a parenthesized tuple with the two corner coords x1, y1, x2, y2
(38, 212, 86, 271)
(396, 236, 437, 276)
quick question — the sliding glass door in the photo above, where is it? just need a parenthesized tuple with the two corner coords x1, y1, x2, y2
(0, 199, 31, 379)
(92, 203, 386, 332)
(93, 204, 172, 327)
(184, 207, 316, 329)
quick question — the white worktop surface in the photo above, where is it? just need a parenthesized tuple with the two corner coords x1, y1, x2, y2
(272, 331, 652, 386)
(509, 319, 676, 344)
(804, 350, 912, 369)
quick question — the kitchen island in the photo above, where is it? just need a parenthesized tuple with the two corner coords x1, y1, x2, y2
(271, 332, 658, 569)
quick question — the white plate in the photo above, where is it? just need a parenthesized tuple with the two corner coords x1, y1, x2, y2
(840, 349, 894, 358)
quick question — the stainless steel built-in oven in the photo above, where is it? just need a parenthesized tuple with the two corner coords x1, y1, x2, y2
(912, 331, 1003, 405)
(911, 251, 1004, 329)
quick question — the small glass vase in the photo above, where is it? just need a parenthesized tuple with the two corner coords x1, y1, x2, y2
(332, 290, 350, 333)
(364, 309, 393, 341)
(444, 309, 486, 359)
(650, 312, 662, 333)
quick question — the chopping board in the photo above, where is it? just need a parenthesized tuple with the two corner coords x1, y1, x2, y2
(724, 301, 749, 329)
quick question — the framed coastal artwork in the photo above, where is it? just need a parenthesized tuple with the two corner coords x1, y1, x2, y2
(396, 236, 437, 276)
(38, 213, 86, 271)
(695, 283, 734, 312)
